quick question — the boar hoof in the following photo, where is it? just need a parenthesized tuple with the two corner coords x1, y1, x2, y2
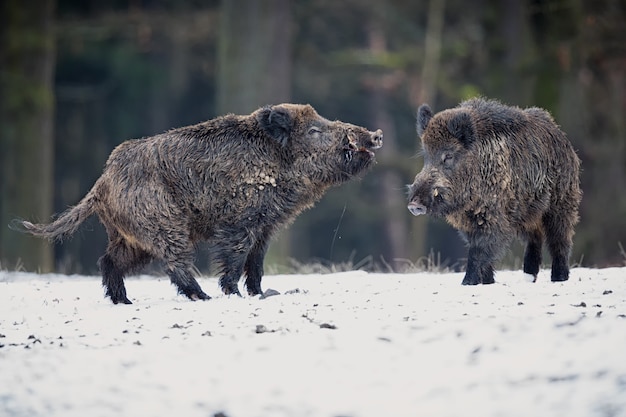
(247, 288, 262, 297)
(111, 295, 132, 305)
(246, 282, 263, 297)
(551, 262, 570, 282)
(178, 285, 211, 301)
(551, 272, 569, 282)
(222, 286, 242, 297)
(461, 274, 480, 286)
(188, 291, 211, 301)
(108, 289, 132, 305)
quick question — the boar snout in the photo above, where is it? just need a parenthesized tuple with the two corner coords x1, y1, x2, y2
(367, 129, 383, 150)
(407, 180, 430, 216)
(408, 201, 427, 216)
(407, 173, 449, 216)
(346, 128, 383, 153)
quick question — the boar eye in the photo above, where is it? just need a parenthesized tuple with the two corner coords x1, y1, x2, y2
(308, 127, 321, 136)
(442, 153, 454, 167)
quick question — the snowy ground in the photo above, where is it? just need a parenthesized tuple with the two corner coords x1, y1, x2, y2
(1, 268, 625, 417)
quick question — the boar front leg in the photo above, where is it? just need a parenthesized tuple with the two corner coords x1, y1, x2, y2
(163, 240, 210, 300)
(214, 230, 256, 296)
(217, 255, 246, 297)
(244, 232, 271, 296)
(462, 233, 506, 285)
(167, 264, 211, 301)
(463, 247, 495, 285)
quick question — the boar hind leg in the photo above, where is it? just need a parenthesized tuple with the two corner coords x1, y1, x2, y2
(523, 228, 543, 280)
(244, 234, 271, 296)
(99, 238, 152, 305)
(99, 254, 131, 304)
(543, 211, 573, 282)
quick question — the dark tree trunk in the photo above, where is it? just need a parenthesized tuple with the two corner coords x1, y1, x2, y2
(217, 0, 292, 114)
(0, 0, 56, 272)
(366, 20, 410, 268)
(217, 0, 293, 266)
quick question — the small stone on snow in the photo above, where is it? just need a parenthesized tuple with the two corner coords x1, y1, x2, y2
(260, 288, 280, 299)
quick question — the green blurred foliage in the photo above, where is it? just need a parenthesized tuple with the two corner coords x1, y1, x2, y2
(1, 0, 625, 273)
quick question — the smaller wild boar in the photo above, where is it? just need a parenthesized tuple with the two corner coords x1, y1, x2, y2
(408, 98, 581, 285)
(15, 104, 383, 303)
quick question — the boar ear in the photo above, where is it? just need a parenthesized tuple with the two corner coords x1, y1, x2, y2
(447, 112, 475, 147)
(416, 104, 433, 138)
(256, 105, 294, 147)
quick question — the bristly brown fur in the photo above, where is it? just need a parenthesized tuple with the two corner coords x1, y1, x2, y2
(408, 97, 581, 285)
(16, 103, 383, 304)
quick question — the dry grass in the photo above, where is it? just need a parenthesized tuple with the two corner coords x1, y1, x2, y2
(0, 259, 26, 273)
(266, 249, 455, 275)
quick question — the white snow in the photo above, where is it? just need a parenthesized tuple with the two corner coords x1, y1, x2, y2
(1, 268, 625, 417)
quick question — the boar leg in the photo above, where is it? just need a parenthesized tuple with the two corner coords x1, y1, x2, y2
(214, 250, 244, 296)
(217, 254, 246, 297)
(99, 254, 132, 304)
(99, 236, 152, 304)
(244, 233, 271, 296)
(166, 264, 211, 301)
(523, 228, 543, 280)
(462, 236, 505, 285)
(162, 240, 210, 300)
(213, 230, 259, 296)
(543, 211, 573, 282)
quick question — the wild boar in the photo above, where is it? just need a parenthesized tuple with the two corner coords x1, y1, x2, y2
(15, 103, 383, 303)
(408, 98, 581, 285)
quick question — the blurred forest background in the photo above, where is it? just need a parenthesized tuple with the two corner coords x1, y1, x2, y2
(1, 0, 625, 275)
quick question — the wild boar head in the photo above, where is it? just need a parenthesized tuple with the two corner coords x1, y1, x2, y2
(256, 104, 383, 185)
(407, 103, 476, 217)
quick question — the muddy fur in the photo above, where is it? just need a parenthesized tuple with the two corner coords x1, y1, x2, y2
(408, 97, 581, 285)
(16, 104, 383, 303)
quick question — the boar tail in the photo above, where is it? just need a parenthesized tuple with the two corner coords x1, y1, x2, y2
(11, 192, 97, 242)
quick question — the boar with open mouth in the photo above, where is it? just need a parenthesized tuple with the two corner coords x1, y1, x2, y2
(15, 104, 382, 304)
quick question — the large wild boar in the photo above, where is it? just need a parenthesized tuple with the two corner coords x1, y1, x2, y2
(15, 104, 383, 303)
(407, 98, 581, 285)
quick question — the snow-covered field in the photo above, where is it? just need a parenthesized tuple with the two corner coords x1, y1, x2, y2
(1, 268, 625, 417)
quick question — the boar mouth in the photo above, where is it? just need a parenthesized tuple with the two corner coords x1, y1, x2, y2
(342, 130, 382, 162)
(407, 184, 452, 217)
(343, 142, 375, 162)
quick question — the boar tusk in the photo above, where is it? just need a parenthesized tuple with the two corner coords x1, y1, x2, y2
(433, 188, 439, 197)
